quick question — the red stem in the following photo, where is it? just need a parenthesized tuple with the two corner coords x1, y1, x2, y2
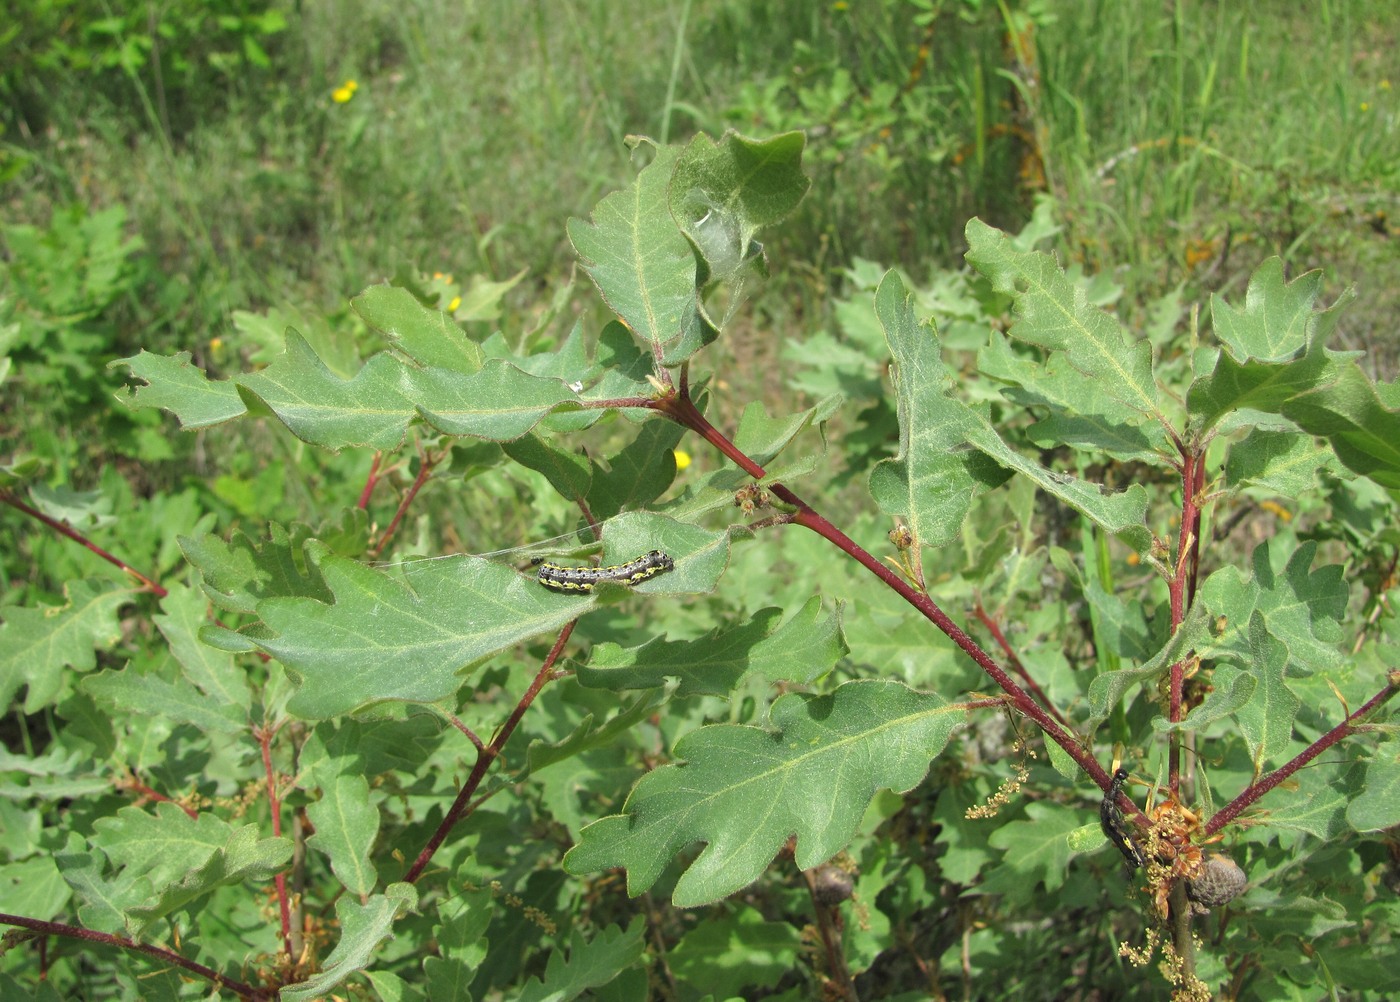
(973, 602, 1070, 728)
(1165, 445, 1207, 797)
(369, 448, 440, 561)
(1, 491, 166, 597)
(121, 773, 198, 819)
(657, 393, 1127, 800)
(1204, 677, 1398, 836)
(402, 619, 577, 883)
(0, 913, 273, 1001)
(257, 725, 295, 965)
(357, 452, 383, 510)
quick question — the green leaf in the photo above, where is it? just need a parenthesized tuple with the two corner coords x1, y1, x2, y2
(964, 218, 1161, 421)
(671, 131, 808, 234)
(279, 883, 418, 1002)
(1346, 748, 1400, 832)
(1185, 340, 1335, 433)
(90, 803, 236, 889)
(502, 433, 593, 503)
(568, 143, 713, 366)
(1251, 541, 1347, 673)
(454, 268, 528, 325)
(871, 271, 1150, 552)
(83, 660, 247, 735)
(584, 419, 684, 520)
(126, 825, 292, 933)
(1152, 664, 1255, 734)
(1225, 429, 1339, 495)
(731, 395, 843, 469)
(575, 597, 846, 696)
(515, 918, 646, 1002)
(306, 773, 380, 896)
(233, 330, 423, 450)
(563, 679, 961, 906)
(111, 350, 246, 429)
(422, 887, 492, 1000)
(1282, 362, 1400, 490)
(0, 856, 71, 921)
(574, 321, 657, 405)
(1260, 762, 1354, 838)
(981, 802, 1084, 899)
(524, 686, 671, 780)
(153, 583, 252, 712)
(26, 483, 114, 531)
(180, 522, 333, 617)
(54, 834, 143, 935)
(259, 513, 723, 718)
(668, 906, 801, 999)
(868, 270, 1011, 548)
(0, 579, 130, 712)
(978, 332, 1170, 462)
(1233, 612, 1302, 767)
(669, 130, 809, 283)
(260, 553, 588, 718)
(1209, 258, 1339, 363)
(1087, 599, 1214, 723)
(414, 358, 581, 441)
(352, 284, 483, 374)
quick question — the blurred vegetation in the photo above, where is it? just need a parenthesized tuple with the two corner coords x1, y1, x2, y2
(2, 5, 1397, 997)
(2, 0, 1396, 572)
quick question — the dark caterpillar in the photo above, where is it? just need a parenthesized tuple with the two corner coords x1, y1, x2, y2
(536, 549, 674, 593)
(1100, 768, 1146, 869)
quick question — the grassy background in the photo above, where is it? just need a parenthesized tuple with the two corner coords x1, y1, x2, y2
(3, 0, 1397, 485)
(2, 6, 1397, 996)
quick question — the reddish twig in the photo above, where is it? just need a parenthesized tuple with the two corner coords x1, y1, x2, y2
(1166, 443, 1206, 796)
(402, 619, 578, 883)
(972, 602, 1070, 728)
(0, 913, 273, 1001)
(368, 447, 442, 561)
(654, 391, 1129, 802)
(118, 772, 198, 819)
(256, 724, 295, 967)
(1204, 675, 1399, 837)
(1, 491, 166, 597)
(357, 452, 383, 510)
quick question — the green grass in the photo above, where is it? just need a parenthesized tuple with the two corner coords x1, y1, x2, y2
(1035, 1, 1398, 346)
(3, 0, 1397, 475)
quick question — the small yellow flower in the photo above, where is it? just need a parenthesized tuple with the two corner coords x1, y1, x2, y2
(673, 449, 692, 471)
(1380, 79, 1391, 91)
(1360, 101, 1371, 112)
(332, 79, 358, 104)
(834, 0, 848, 9)
(209, 337, 223, 351)
(447, 296, 462, 312)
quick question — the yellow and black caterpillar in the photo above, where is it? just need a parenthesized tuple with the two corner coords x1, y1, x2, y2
(1100, 768, 1146, 869)
(536, 549, 674, 593)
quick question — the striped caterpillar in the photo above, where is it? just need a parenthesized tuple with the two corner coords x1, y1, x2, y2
(536, 549, 674, 593)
